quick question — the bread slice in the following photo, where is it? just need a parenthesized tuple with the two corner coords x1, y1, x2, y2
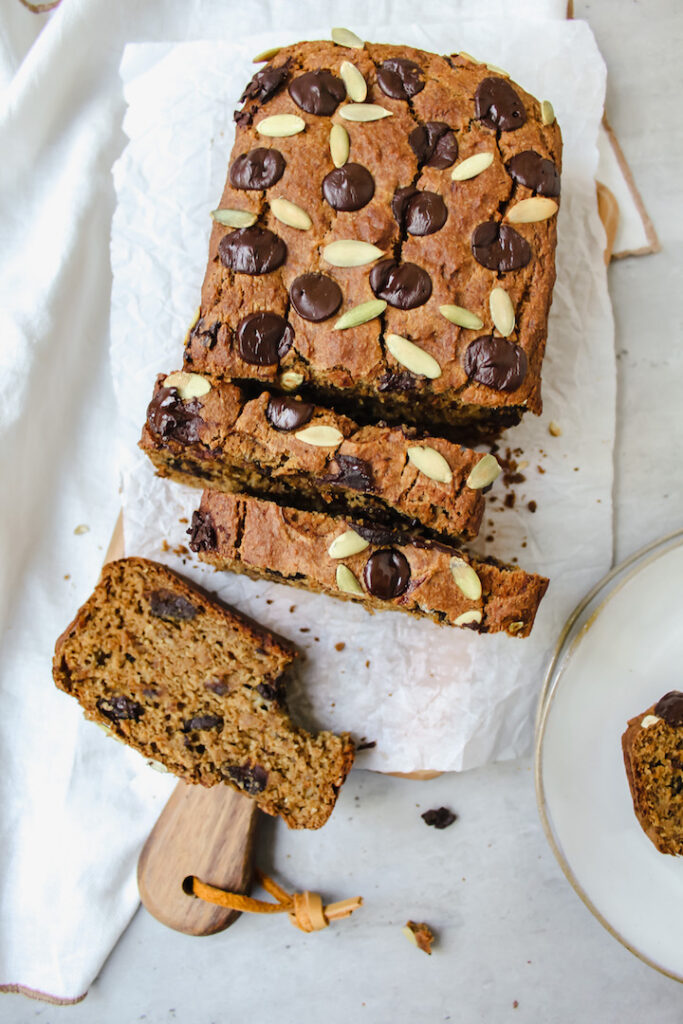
(53, 557, 354, 829)
(622, 691, 683, 855)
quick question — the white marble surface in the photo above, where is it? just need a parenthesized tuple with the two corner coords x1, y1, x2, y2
(4, 0, 683, 1020)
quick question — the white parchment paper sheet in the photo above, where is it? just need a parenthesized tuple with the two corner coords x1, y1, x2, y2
(111, 20, 613, 772)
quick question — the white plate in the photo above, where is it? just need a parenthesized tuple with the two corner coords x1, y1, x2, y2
(535, 531, 683, 981)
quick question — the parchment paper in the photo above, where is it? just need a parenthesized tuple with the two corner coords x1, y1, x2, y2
(111, 19, 613, 772)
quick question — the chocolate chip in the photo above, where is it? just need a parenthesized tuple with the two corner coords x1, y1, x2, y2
(149, 590, 198, 621)
(266, 394, 314, 431)
(471, 222, 531, 272)
(205, 677, 231, 696)
(256, 678, 284, 702)
(392, 187, 447, 236)
(507, 151, 560, 197)
(97, 695, 144, 722)
(229, 148, 286, 190)
(146, 387, 204, 445)
(239, 65, 289, 106)
(363, 548, 411, 599)
(322, 164, 375, 211)
(654, 691, 683, 728)
(475, 77, 527, 132)
(421, 807, 457, 829)
(408, 122, 458, 168)
(183, 714, 224, 732)
(324, 454, 374, 492)
(376, 58, 424, 99)
(187, 510, 217, 552)
(290, 273, 343, 322)
(464, 336, 528, 392)
(351, 522, 407, 546)
(218, 227, 286, 275)
(369, 259, 432, 309)
(188, 317, 221, 350)
(236, 312, 293, 365)
(233, 108, 254, 128)
(377, 370, 417, 393)
(224, 763, 268, 794)
(288, 70, 346, 115)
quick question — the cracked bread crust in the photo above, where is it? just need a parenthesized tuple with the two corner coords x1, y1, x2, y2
(140, 374, 490, 541)
(188, 491, 548, 637)
(53, 557, 354, 829)
(183, 40, 561, 435)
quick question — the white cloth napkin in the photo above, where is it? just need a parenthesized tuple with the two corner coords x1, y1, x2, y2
(0, 0, 624, 1003)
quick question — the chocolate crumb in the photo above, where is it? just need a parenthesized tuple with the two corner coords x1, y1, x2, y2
(421, 807, 457, 829)
(504, 493, 516, 508)
(299, 627, 310, 633)
(289, 605, 296, 613)
(356, 740, 377, 751)
(527, 500, 537, 513)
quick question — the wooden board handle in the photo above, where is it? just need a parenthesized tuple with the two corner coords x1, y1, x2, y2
(137, 781, 258, 935)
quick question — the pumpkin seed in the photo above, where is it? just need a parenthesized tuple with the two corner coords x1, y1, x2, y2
(279, 370, 304, 391)
(407, 446, 453, 484)
(294, 424, 344, 447)
(336, 564, 364, 594)
(328, 530, 370, 559)
(331, 27, 364, 49)
(322, 240, 384, 267)
(486, 63, 509, 77)
(489, 287, 515, 337)
(256, 114, 305, 138)
(506, 197, 558, 223)
(641, 715, 661, 728)
(269, 197, 312, 231)
(330, 123, 350, 167)
(211, 208, 258, 228)
(541, 100, 555, 125)
(334, 299, 386, 330)
(453, 609, 482, 627)
(439, 305, 484, 330)
(451, 151, 494, 182)
(163, 371, 211, 401)
(386, 334, 441, 380)
(252, 46, 282, 63)
(449, 557, 482, 601)
(465, 453, 501, 490)
(340, 60, 367, 102)
(339, 103, 392, 122)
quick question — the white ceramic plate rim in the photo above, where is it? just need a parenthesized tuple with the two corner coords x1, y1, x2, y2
(535, 529, 683, 983)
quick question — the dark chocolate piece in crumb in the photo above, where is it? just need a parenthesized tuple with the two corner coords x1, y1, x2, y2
(356, 739, 377, 751)
(224, 763, 269, 794)
(236, 312, 293, 365)
(363, 548, 411, 599)
(322, 164, 375, 211)
(229, 148, 286, 190)
(507, 151, 560, 197)
(290, 273, 343, 322)
(187, 510, 217, 552)
(471, 222, 531, 272)
(288, 70, 346, 115)
(370, 259, 432, 310)
(377, 58, 424, 99)
(218, 227, 286, 275)
(149, 589, 198, 621)
(408, 122, 458, 168)
(266, 395, 314, 432)
(323, 454, 374, 492)
(392, 187, 447, 236)
(146, 388, 203, 445)
(183, 714, 224, 732)
(475, 77, 527, 132)
(239, 65, 289, 106)
(97, 695, 144, 722)
(377, 370, 417, 393)
(654, 691, 683, 728)
(464, 336, 528, 392)
(421, 806, 457, 829)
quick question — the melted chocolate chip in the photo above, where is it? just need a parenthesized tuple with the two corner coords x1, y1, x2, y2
(146, 388, 204, 445)
(205, 677, 231, 696)
(236, 312, 293, 365)
(256, 678, 284, 703)
(408, 122, 458, 168)
(187, 510, 217, 552)
(475, 77, 527, 132)
(290, 273, 343, 322)
(97, 695, 144, 722)
(149, 590, 198, 621)
(421, 807, 457, 829)
(224, 763, 268, 794)
(188, 317, 221, 350)
(351, 522, 407, 547)
(363, 548, 411, 599)
(288, 70, 346, 115)
(229, 148, 286, 191)
(654, 691, 683, 728)
(218, 227, 286, 275)
(239, 65, 289, 106)
(234, 108, 254, 128)
(471, 222, 531, 272)
(183, 714, 224, 732)
(322, 164, 375, 211)
(324, 454, 374, 492)
(392, 187, 447, 236)
(377, 370, 417, 393)
(464, 336, 528, 392)
(369, 259, 432, 309)
(376, 58, 424, 99)
(507, 151, 560, 197)
(266, 395, 314, 431)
